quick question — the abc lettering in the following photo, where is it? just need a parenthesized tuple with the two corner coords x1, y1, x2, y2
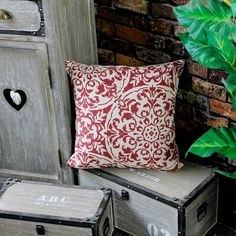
(36, 195, 69, 203)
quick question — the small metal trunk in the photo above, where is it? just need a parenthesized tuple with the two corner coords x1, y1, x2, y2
(0, 179, 114, 236)
(79, 162, 218, 236)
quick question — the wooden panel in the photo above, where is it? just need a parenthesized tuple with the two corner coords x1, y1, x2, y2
(0, 219, 92, 236)
(0, 182, 104, 219)
(0, 0, 41, 31)
(101, 162, 212, 199)
(66, 0, 98, 64)
(0, 40, 59, 180)
(40, 0, 98, 183)
(79, 170, 178, 236)
(185, 181, 218, 236)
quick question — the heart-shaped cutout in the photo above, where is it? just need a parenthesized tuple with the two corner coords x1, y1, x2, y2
(3, 89, 27, 111)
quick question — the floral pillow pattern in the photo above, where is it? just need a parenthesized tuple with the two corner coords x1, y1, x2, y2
(66, 60, 184, 170)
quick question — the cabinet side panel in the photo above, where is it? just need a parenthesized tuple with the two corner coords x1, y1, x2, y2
(67, 0, 98, 64)
(42, 0, 98, 183)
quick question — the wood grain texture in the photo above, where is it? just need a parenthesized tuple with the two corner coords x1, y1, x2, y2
(0, 219, 93, 236)
(0, 0, 40, 31)
(102, 162, 212, 199)
(0, 0, 98, 183)
(0, 40, 59, 180)
(79, 171, 179, 236)
(41, 0, 98, 183)
(0, 182, 104, 219)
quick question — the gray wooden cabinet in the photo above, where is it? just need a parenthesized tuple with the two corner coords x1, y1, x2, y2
(0, 0, 98, 184)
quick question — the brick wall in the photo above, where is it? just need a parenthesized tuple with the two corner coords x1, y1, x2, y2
(93, 1, 236, 226)
(94, 0, 235, 160)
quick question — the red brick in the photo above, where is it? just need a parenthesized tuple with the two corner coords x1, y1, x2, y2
(135, 46, 171, 64)
(96, 7, 132, 26)
(193, 109, 228, 128)
(208, 69, 228, 84)
(116, 53, 145, 66)
(147, 19, 172, 36)
(114, 0, 148, 14)
(115, 24, 148, 46)
(165, 39, 185, 56)
(97, 36, 136, 57)
(210, 99, 236, 121)
(132, 16, 148, 30)
(172, 0, 190, 5)
(177, 89, 208, 110)
(192, 77, 226, 101)
(174, 24, 186, 37)
(187, 61, 208, 78)
(148, 34, 166, 50)
(152, 3, 176, 19)
(96, 18, 114, 37)
(98, 48, 115, 64)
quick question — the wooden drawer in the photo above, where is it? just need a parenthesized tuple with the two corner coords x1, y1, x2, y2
(0, 0, 41, 32)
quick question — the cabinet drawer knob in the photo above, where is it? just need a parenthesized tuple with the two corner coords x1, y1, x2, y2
(0, 9, 13, 20)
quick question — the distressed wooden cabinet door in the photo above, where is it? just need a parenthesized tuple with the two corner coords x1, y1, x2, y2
(0, 0, 98, 183)
(0, 41, 59, 181)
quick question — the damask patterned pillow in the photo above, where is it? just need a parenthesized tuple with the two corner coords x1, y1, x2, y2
(66, 60, 184, 170)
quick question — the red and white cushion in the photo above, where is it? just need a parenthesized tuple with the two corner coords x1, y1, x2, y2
(66, 60, 184, 170)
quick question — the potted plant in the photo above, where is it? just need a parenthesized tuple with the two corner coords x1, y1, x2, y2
(174, 0, 236, 178)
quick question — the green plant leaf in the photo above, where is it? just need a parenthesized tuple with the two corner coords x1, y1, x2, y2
(179, 32, 233, 71)
(207, 31, 236, 71)
(232, 3, 236, 17)
(185, 127, 236, 158)
(216, 170, 236, 179)
(222, 73, 236, 111)
(223, 0, 231, 7)
(174, 0, 236, 42)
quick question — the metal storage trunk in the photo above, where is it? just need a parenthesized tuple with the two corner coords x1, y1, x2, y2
(79, 162, 218, 236)
(0, 179, 114, 236)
